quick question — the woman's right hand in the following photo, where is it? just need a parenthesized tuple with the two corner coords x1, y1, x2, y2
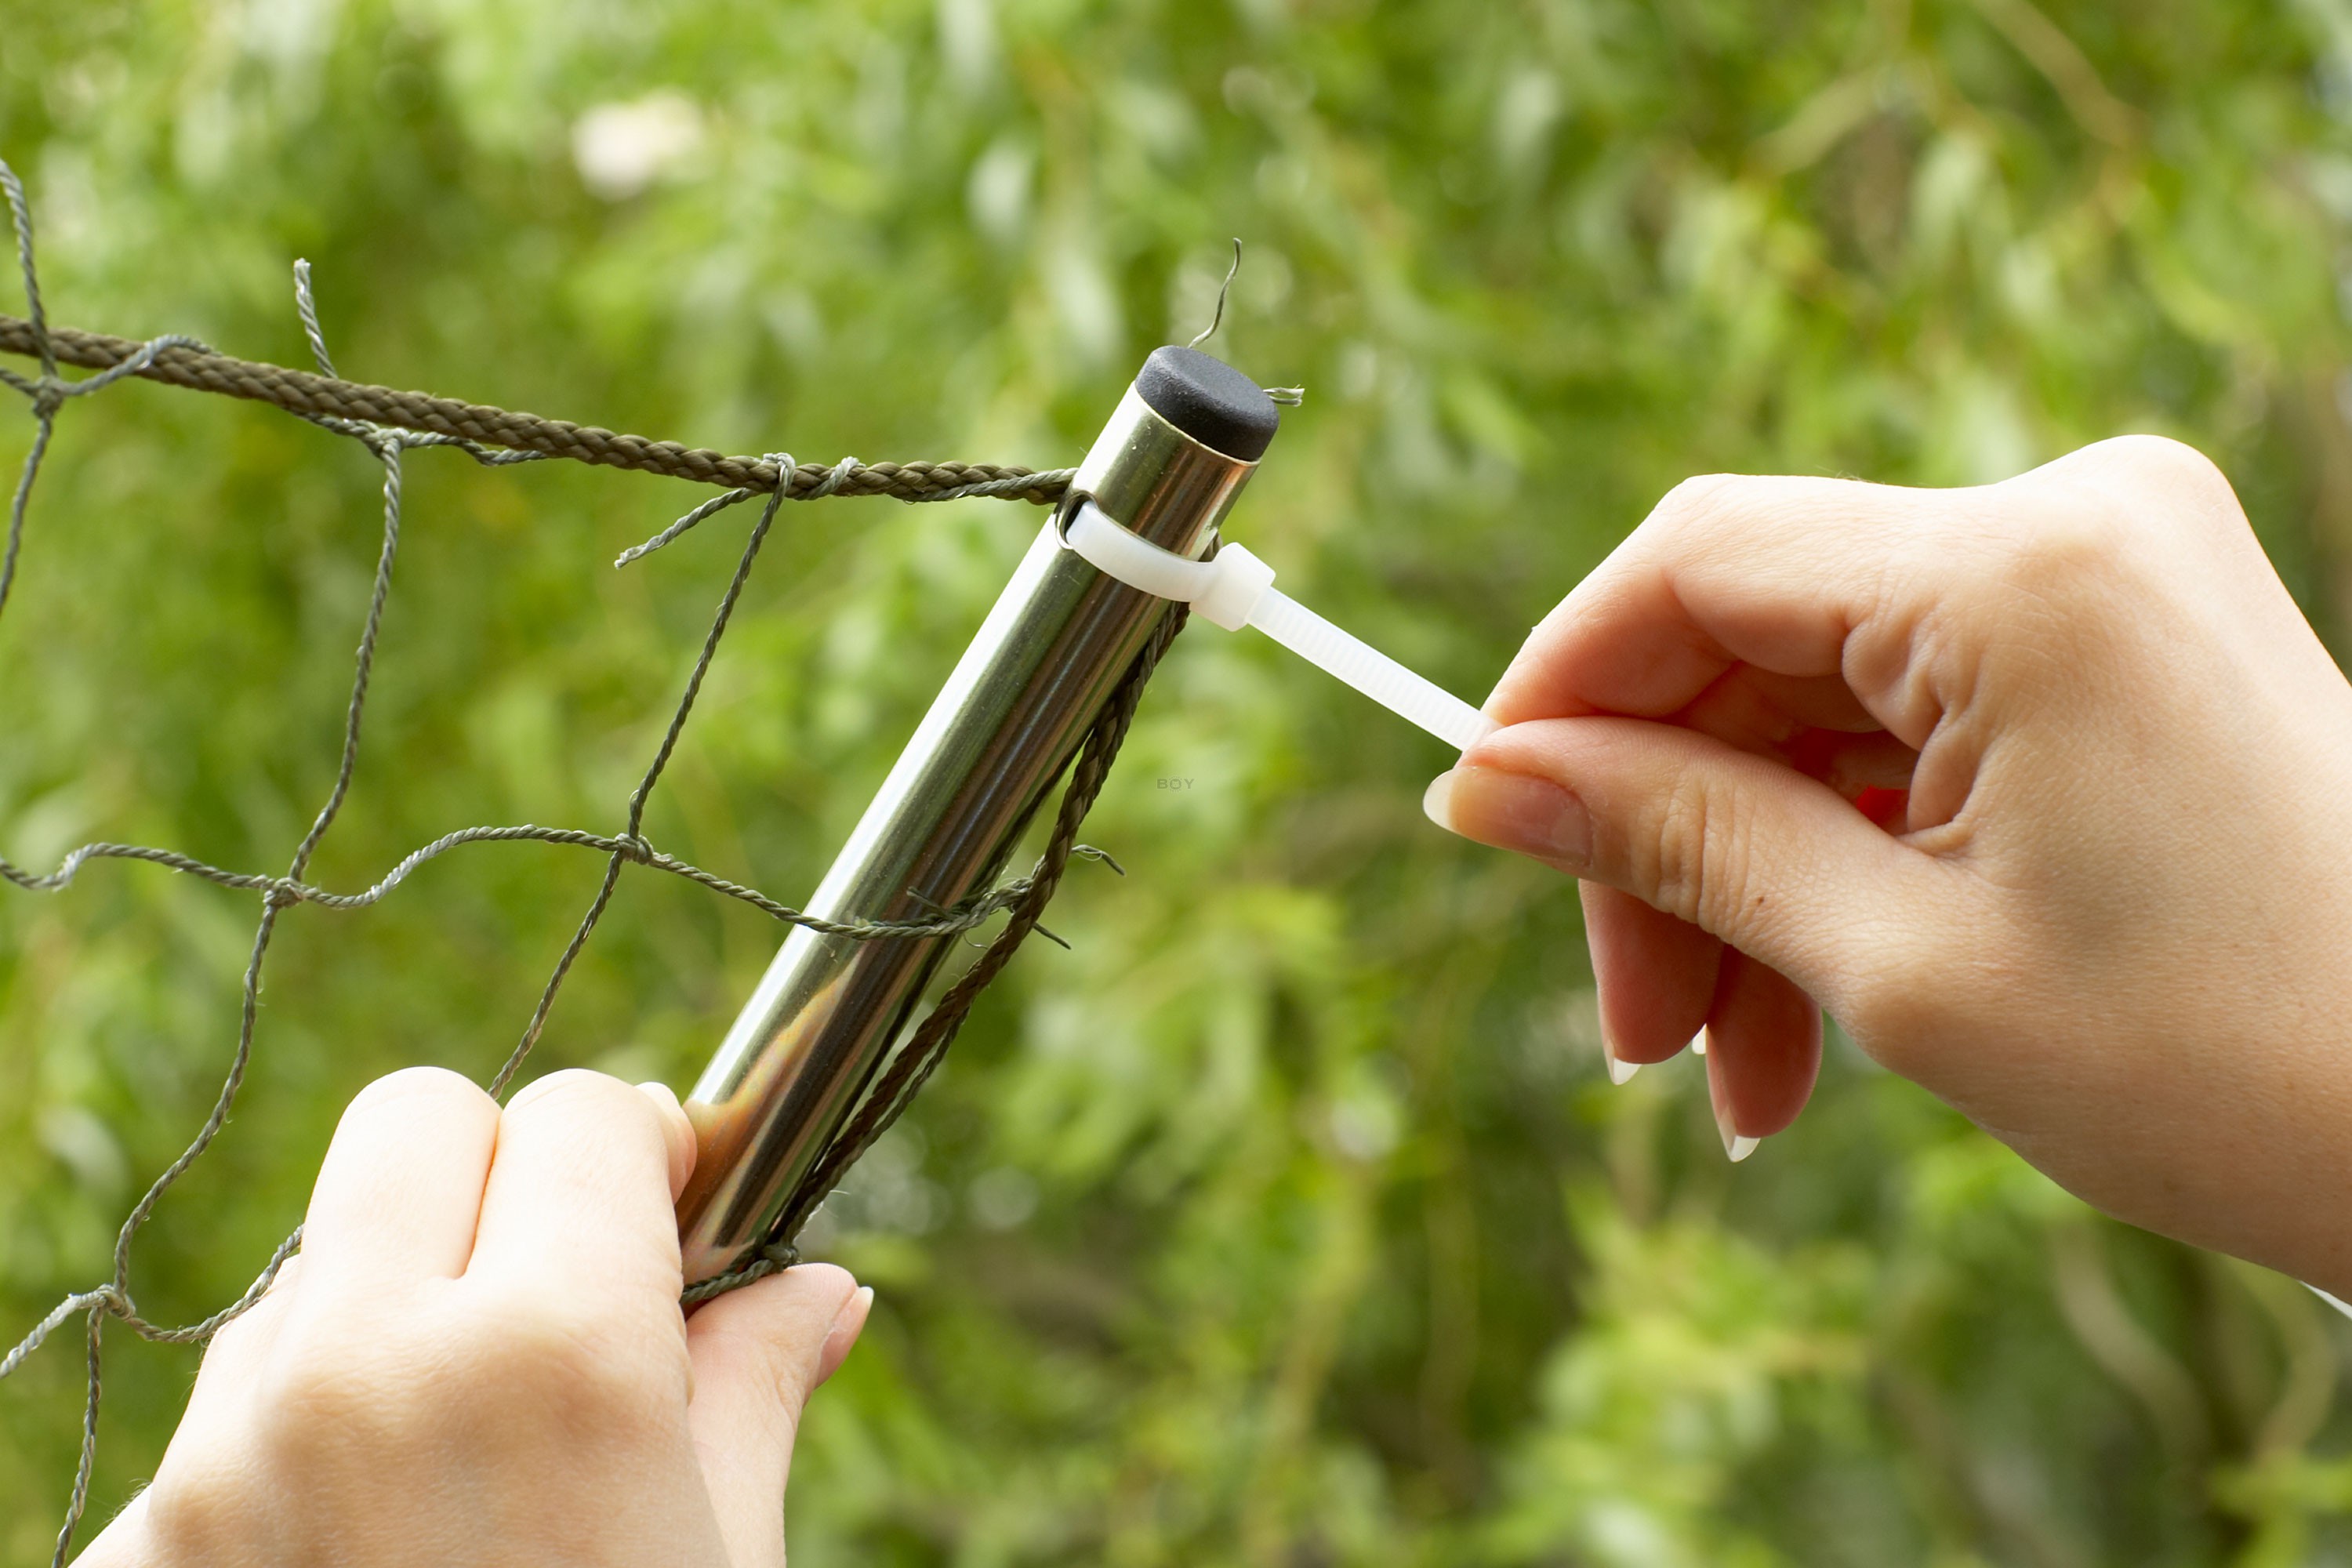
(1425, 437, 2352, 1296)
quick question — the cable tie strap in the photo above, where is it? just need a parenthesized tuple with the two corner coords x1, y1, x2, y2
(1063, 499, 1498, 754)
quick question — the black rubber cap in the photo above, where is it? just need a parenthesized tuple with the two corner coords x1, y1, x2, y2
(1135, 345, 1279, 463)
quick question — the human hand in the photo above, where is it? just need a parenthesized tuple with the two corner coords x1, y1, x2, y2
(78, 1067, 870, 1567)
(1424, 437, 2352, 1294)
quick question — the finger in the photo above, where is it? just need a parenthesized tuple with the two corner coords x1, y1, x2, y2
(1675, 666, 1886, 751)
(1489, 473, 1954, 740)
(1581, 882, 1719, 1075)
(1704, 950, 1823, 1157)
(686, 1265, 869, 1568)
(1430, 717, 1960, 1015)
(1664, 670, 1918, 803)
(1784, 729, 1918, 797)
(466, 1069, 691, 1301)
(1638, 666, 1923, 808)
(299, 1067, 499, 1296)
(637, 1080, 699, 1199)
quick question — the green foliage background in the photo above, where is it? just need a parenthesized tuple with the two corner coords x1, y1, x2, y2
(8, 1, 2352, 1563)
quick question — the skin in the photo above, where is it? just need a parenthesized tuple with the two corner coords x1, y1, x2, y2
(77, 1066, 869, 1568)
(1425, 435, 2352, 1299)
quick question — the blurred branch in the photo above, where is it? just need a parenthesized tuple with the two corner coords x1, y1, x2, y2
(2227, 1262, 2339, 1457)
(1751, 70, 1893, 176)
(1967, 0, 2144, 150)
(1881, 1364, 2088, 1568)
(1407, 945, 1501, 1501)
(2047, 1222, 2212, 1463)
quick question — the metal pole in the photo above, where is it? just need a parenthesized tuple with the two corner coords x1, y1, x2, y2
(677, 347, 1281, 1283)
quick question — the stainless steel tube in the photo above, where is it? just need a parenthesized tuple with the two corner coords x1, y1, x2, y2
(677, 348, 1281, 1283)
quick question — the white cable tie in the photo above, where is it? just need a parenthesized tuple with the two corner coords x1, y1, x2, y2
(1063, 499, 1499, 753)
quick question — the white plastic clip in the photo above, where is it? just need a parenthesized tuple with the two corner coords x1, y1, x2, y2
(1063, 499, 1499, 753)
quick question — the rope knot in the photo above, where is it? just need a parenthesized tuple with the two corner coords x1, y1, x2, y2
(30, 377, 63, 418)
(800, 455, 863, 501)
(262, 877, 304, 909)
(612, 833, 655, 865)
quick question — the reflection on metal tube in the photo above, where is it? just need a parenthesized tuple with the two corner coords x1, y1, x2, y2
(677, 349, 1281, 1283)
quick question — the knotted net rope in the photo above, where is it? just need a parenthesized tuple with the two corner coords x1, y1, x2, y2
(0, 159, 1165, 1564)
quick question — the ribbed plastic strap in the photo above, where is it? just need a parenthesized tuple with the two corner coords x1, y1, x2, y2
(1065, 500, 1497, 753)
(1245, 589, 1497, 752)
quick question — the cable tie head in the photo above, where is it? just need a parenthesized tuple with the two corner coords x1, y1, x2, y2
(1063, 499, 1272, 631)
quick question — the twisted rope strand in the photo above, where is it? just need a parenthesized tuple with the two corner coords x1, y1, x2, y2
(0, 826, 1115, 937)
(0, 309, 1073, 505)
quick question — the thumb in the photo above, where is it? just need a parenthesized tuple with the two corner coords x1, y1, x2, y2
(685, 1263, 872, 1568)
(1427, 715, 1944, 1010)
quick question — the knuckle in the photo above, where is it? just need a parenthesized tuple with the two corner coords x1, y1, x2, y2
(2001, 436, 2241, 568)
(2085, 433, 2233, 508)
(344, 1065, 494, 1123)
(1951, 437, 2255, 672)
(503, 1069, 670, 1166)
(1640, 772, 1708, 921)
(505, 1066, 635, 1119)
(1646, 472, 1747, 539)
(460, 1287, 682, 1420)
(140, 1468, 244, 1559)
(2098, 435, 2253, 551)
(1972, 490, 2135, 615)
(1640, 767, 1754, 933)
(260, 1290, 678, 1457)
(1826, 925, 1929, 1037)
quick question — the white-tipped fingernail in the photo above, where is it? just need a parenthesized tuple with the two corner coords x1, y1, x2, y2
(1600, 1032, 1639, 1085)
(1690, 1028, 1708, 1057)
(636, 1080, 695, 1188)
(826, 1283, 875, 1341)
(816, 1284, 877, 1386)
(1422, 770, 1459, 833)
(1706, 1048, 1757, 1162)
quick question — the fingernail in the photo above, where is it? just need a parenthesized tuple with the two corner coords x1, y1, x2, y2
(1690, 1028, 1708, 1057)
(1599, 1028, 1639, 1085)
(1422, 769, 1457, 830)
(1705, 1051, 1759, 1163)
(1424, 767, 1592, 868)
(506, 1073, 561, 1110)
(818, 1285, 876, 1386)
(829, 1283, 874, 1335)
(637, 1080, 696, 1190)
